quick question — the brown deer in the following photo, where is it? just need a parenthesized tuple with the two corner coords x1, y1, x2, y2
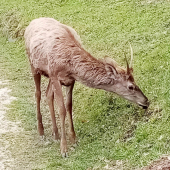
(24, 17, 149, 157)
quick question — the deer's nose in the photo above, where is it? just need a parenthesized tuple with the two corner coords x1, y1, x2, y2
(138, 100, 150, 110)
(143, 100, 150, 109)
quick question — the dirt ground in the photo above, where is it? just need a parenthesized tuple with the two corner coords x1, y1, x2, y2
(141, 156, 170, 170)
(0, 80, 20, 169)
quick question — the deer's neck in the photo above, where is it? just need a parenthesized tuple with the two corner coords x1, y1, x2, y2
(72, 51, 111, 89)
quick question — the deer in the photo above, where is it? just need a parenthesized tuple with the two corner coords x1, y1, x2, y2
(24, 17, 149, 157)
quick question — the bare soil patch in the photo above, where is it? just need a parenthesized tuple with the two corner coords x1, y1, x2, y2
(0, 80, 21, 169)
(141, 156, 170, 170)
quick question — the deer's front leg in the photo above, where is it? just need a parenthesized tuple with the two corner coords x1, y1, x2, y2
(66, 82, 76, 144)
(51, 77, 67, 157)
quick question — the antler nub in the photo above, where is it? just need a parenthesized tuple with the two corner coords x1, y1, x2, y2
(129, 44, 133, 68)
(124, 53, 130, 74)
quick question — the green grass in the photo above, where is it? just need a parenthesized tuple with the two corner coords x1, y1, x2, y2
(0, 0, 170, 169)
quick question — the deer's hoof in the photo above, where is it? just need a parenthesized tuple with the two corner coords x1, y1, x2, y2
(62, 152, 68, 158)
(40, 135, 45, 141)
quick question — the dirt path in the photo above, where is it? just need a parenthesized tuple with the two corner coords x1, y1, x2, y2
(0, 80, 22, 169)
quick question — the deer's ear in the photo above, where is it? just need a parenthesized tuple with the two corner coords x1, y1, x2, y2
(105, 64, 118, 79)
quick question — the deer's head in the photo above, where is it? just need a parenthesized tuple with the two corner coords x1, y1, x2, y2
(103, 46, 149, 109)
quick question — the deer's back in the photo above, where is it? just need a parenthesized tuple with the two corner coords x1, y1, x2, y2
(24, 17, 82, 77)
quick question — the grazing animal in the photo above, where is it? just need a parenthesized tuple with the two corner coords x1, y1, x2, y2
(24, 17, 149, 157)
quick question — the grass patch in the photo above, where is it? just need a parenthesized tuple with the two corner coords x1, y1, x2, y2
(0, 0, 170, 169)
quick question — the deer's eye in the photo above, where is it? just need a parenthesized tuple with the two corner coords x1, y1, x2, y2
(128, 85, 135, 91)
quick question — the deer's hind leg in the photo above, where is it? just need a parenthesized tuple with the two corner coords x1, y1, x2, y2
(32, 69, 44, 137)
(46, 79, 60, 140)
